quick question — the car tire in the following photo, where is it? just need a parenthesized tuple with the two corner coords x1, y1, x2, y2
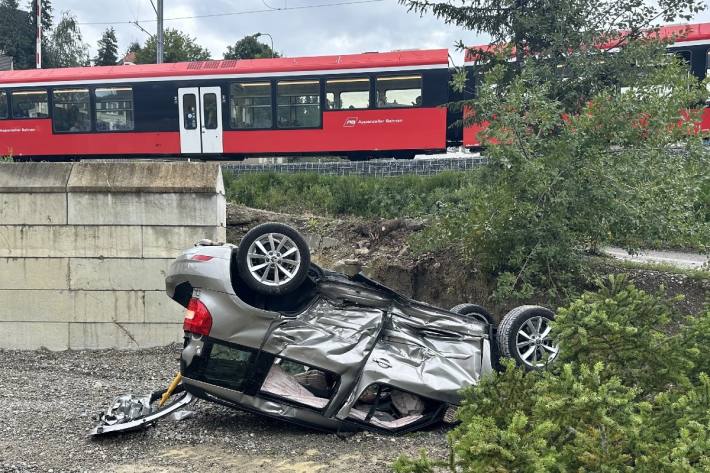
(236, 222, 311, 296)
(450, 303, 495, 326)
(497, 305, 558, 370)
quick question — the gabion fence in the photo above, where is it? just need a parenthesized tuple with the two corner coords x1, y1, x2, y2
(221, 156, 488, 177)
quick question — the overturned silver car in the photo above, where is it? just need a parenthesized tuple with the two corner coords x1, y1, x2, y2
(94, 223, 557, 435)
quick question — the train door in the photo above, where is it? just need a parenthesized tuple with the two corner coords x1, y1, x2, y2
(178, 87, 223, 154)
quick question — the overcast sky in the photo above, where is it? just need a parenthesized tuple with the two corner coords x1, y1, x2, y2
(49, 0, 710, 65)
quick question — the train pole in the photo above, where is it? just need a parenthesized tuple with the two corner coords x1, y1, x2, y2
(35, 0, 41, 69)
(156, 0, 164, 64)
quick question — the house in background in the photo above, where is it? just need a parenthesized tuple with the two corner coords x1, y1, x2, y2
(119, 52, 136, 65)
(0, 54, 13, 71)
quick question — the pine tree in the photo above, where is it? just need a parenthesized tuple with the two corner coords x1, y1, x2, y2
(95, 28, 118, 66)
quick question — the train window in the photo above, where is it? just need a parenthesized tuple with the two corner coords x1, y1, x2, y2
(183, 94, 198, 130)
(674, 50, 691, 64)
(52, 89, 91, 133)
(95, 87, 134, 131)
(11, 90, 49, 119)
(277, 80, 321, 128)
(230, 82, 272, 129)
(0, 91, 7, 119)
(376, 75, 422, 108)
(325, 78, 370, 110)
(203, 93, 218, 130)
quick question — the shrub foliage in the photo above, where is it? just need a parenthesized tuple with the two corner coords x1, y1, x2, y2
(393, 277, 710, 472)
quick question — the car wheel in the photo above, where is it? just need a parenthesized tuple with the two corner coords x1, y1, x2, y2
(236, 222, 311, 295)
(497, 305, 558, 370)
(450, 303, 495, 326)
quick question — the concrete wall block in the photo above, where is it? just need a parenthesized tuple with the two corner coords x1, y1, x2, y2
(68, 322, 182, 349)
(68, 193, 226, 226)
(142, 226, 227, 258)
(0, 258, 69, 290)
(67, 162, 223, 194)
(69, 258, 173, 291)
(144, 291, 184, 324)
(0, 225, 142, 258)
(0, 289, 74, 322)
(0, 290, 144, 323)
(1, 322, 69, 350)
(0, 163, 72, 192)
(0, 193, 67, 225)
(73, 291, 145, 323)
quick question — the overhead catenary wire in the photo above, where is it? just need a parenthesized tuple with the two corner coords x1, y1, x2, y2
(77, 0, 385, 26)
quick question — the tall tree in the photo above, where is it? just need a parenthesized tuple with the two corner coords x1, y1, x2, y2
(95, 27, 118, 66)
(224, 35, 279, 60)
(0, 0, 33, 69)
(134, 28, 210, 64)
(44, 11, 89, 68)
(400, 0, 707, 114)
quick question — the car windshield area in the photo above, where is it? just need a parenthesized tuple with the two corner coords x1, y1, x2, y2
(260, 358, 338, 409)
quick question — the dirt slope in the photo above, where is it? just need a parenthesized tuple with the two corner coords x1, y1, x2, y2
(227, 204, 709, 317)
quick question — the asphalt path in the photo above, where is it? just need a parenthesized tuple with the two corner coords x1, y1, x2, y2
(603, 246, 709, 270)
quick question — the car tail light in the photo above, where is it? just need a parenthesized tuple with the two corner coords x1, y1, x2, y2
(190, 254, 214, 261)
(183, 298, 212, 336)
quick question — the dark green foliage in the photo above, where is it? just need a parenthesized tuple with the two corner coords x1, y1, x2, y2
(394, 279, 710, 472)
(224, 171, 477, 219)
(95, 28, 119, 66)
(413, 54, 709, 301)
(0, 0, 87, 70)
(133, 28, 211, 64)
(553, 275, 695, 392)
(0, 0, 34, 69)
(224, 35, 280, 60)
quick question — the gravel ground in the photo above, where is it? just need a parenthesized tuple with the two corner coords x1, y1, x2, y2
(0, 345, 449, 473)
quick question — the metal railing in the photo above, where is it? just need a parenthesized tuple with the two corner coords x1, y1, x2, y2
(221, 156, 488, 177)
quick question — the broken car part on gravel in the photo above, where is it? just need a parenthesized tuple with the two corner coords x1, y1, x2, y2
(91, 222, 558, 437)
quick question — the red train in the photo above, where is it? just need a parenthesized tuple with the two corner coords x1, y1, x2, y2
(0, 22, 708, 161)
(463, 22, 710, 147)
(0, 50, 450, 160)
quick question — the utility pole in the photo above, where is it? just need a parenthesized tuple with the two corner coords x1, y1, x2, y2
(156, 0, 164, 64)
(35, 0, 41, 68)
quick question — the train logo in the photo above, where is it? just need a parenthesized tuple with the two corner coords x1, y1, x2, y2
(343, 117, 358, 127)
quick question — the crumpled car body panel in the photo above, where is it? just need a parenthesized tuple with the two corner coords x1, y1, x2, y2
(166, 245, 493, 434)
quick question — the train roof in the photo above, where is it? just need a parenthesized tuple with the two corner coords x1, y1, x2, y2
(465, 21, 710, 61)
(0, 49, 449, 87)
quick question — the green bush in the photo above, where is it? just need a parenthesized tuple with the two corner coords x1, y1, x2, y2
(393, 277, 710, 473)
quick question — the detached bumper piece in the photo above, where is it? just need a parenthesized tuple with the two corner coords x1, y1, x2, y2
(90, 386, 194, 437)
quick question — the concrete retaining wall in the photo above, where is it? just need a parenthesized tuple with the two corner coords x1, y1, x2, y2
(0, 162, 226, 350)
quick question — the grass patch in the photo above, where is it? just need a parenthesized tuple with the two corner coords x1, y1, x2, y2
(224, 170, 480, 219)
